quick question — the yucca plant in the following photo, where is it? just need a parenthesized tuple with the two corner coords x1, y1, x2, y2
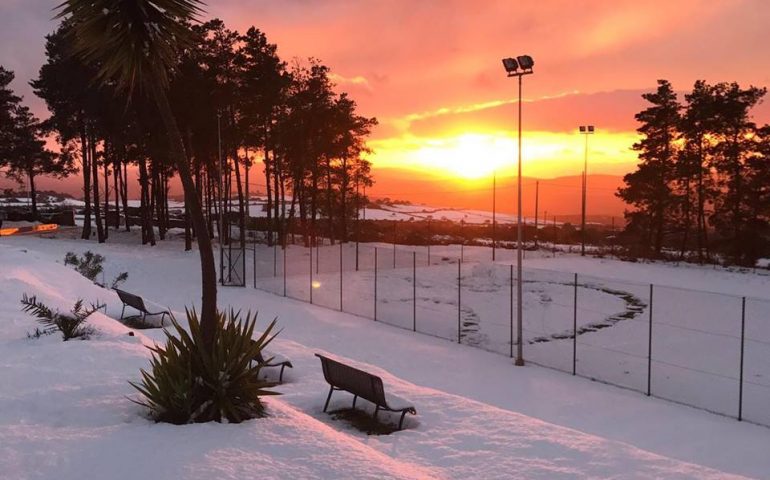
(131, 309, 279, 424)
(20, 293, 100, 340)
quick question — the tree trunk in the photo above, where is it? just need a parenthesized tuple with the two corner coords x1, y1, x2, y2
(122, 161, 130, 232)
(81, 127, 92, 240)
(264, 148, 273, 246)
(233, 148, 245, 249)
(274, 154, 282, 245)
(152, 87, 218, 350)
(325, 158, 335, 244)
(113, 154, 120, 230)
(103, 154, 109, 240)
(138, 157, 151, 245)
(28, 169, 37, 220)
(91, 136, 104, 243)
(340, 158, 349, 243)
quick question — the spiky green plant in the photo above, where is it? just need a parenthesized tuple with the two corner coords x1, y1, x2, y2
(20, 293, 100, 340)
(131, 309, 279, 424)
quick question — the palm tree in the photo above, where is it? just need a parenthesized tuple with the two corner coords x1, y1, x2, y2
(56, 0, 218, 348)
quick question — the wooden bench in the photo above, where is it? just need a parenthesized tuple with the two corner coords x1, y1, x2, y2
(315, 353, 416, 430)
(251, 345, 293, 383)
(114, 288, 171, 326)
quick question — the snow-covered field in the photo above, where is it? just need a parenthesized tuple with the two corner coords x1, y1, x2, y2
(251, 241, 770, 426)
(2, 232, 770, 479)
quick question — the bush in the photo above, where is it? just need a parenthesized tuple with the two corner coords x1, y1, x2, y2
(21, 294, 101, 340)
(64, 251, 104, 281)
(64, 251, 128, 288)
(131, 309, 279, 424)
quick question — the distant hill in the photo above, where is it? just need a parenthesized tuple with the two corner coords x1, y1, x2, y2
(0, 165, 631, 223)
(368, 167, 627, 222)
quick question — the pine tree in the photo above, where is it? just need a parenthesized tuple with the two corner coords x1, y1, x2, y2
(707, 82, 767, 264)
(618, 80, 681, 255)
(0, 66, 22, 169)
(3, 106, 69, 218)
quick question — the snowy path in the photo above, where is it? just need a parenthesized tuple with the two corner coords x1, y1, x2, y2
(1, 234, 769, 478)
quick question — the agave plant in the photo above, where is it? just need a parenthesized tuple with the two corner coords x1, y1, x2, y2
(131, 309, 279, 424)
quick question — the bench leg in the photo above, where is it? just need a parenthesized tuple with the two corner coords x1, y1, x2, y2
(120, 305, 125, 320)
(278, 364, 286, 383)
(323, 386, 334, 413)
(398, 410, 409, 430)
(373, 405, 379, 420)
(352, 395, 357, 409)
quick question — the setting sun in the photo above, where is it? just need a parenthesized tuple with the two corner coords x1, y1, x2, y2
(367, 130, 640, 182)
(412, 134, 512, 179)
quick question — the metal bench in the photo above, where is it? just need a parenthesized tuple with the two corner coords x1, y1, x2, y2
(114, 288, 171, 326)
(315, 353, 416, 430)
(251, 345, 293, 383)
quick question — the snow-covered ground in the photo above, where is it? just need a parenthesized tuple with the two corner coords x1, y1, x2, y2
(249, 241, 770, 426)
(1, 232, 769, 478)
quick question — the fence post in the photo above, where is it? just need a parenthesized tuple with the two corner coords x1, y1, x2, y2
(739, 296, 746, 421)
(427, 245, 431, 266)
(573, 273, 578, 375)
(316, 237, 319, 275)
(339, 242, 343, 312)
(273, 243, 277, 277)
(457, 260, 461, 344)
(253, 243, 257, 289)
(413, 251, 417, 332)
(374, 247, 377, 322)
(309, 243, 313, 304)
(647, 283, 654, 396)
(283, 245, 287, 297)
(461, 243, 464, 263)
(510, 264, 514, 358)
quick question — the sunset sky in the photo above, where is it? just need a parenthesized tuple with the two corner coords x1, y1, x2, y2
(2, 0, 770, 215)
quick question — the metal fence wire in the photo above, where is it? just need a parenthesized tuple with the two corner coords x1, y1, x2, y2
(245, 241, 770, 428)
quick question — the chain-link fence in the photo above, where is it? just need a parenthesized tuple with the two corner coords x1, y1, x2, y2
(244, 241, 770, 427)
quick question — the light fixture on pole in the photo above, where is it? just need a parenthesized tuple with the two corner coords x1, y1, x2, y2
(578, 125, 594, 257)
(502, 54, 534, 367)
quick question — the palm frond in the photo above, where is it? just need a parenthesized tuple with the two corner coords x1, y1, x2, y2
(55, 0, 204, 94)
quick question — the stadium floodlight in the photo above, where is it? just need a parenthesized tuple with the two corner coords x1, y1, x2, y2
(502, 54, 535, 367)
(516, 55, 534, 71)
(502, 57, 519, 74)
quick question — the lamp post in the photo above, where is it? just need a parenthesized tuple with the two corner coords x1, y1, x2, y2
(502, 55, 534, 367)
(492, 170, 496, 261)
(579, 125, 594, 257)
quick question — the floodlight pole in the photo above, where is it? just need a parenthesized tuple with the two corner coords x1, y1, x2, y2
(492, 171, 496, 261)
(503, 56, 533, 367)
(579, 126, 594, 257)
(515, 73, 524, 366)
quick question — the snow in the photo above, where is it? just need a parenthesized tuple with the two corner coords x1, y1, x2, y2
(1, 232, 769, 479)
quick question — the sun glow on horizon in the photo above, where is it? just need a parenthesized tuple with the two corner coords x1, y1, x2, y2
(368, 130, 640, 181)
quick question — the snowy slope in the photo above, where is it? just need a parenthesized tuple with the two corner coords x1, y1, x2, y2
(0, 235, 767, 478)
